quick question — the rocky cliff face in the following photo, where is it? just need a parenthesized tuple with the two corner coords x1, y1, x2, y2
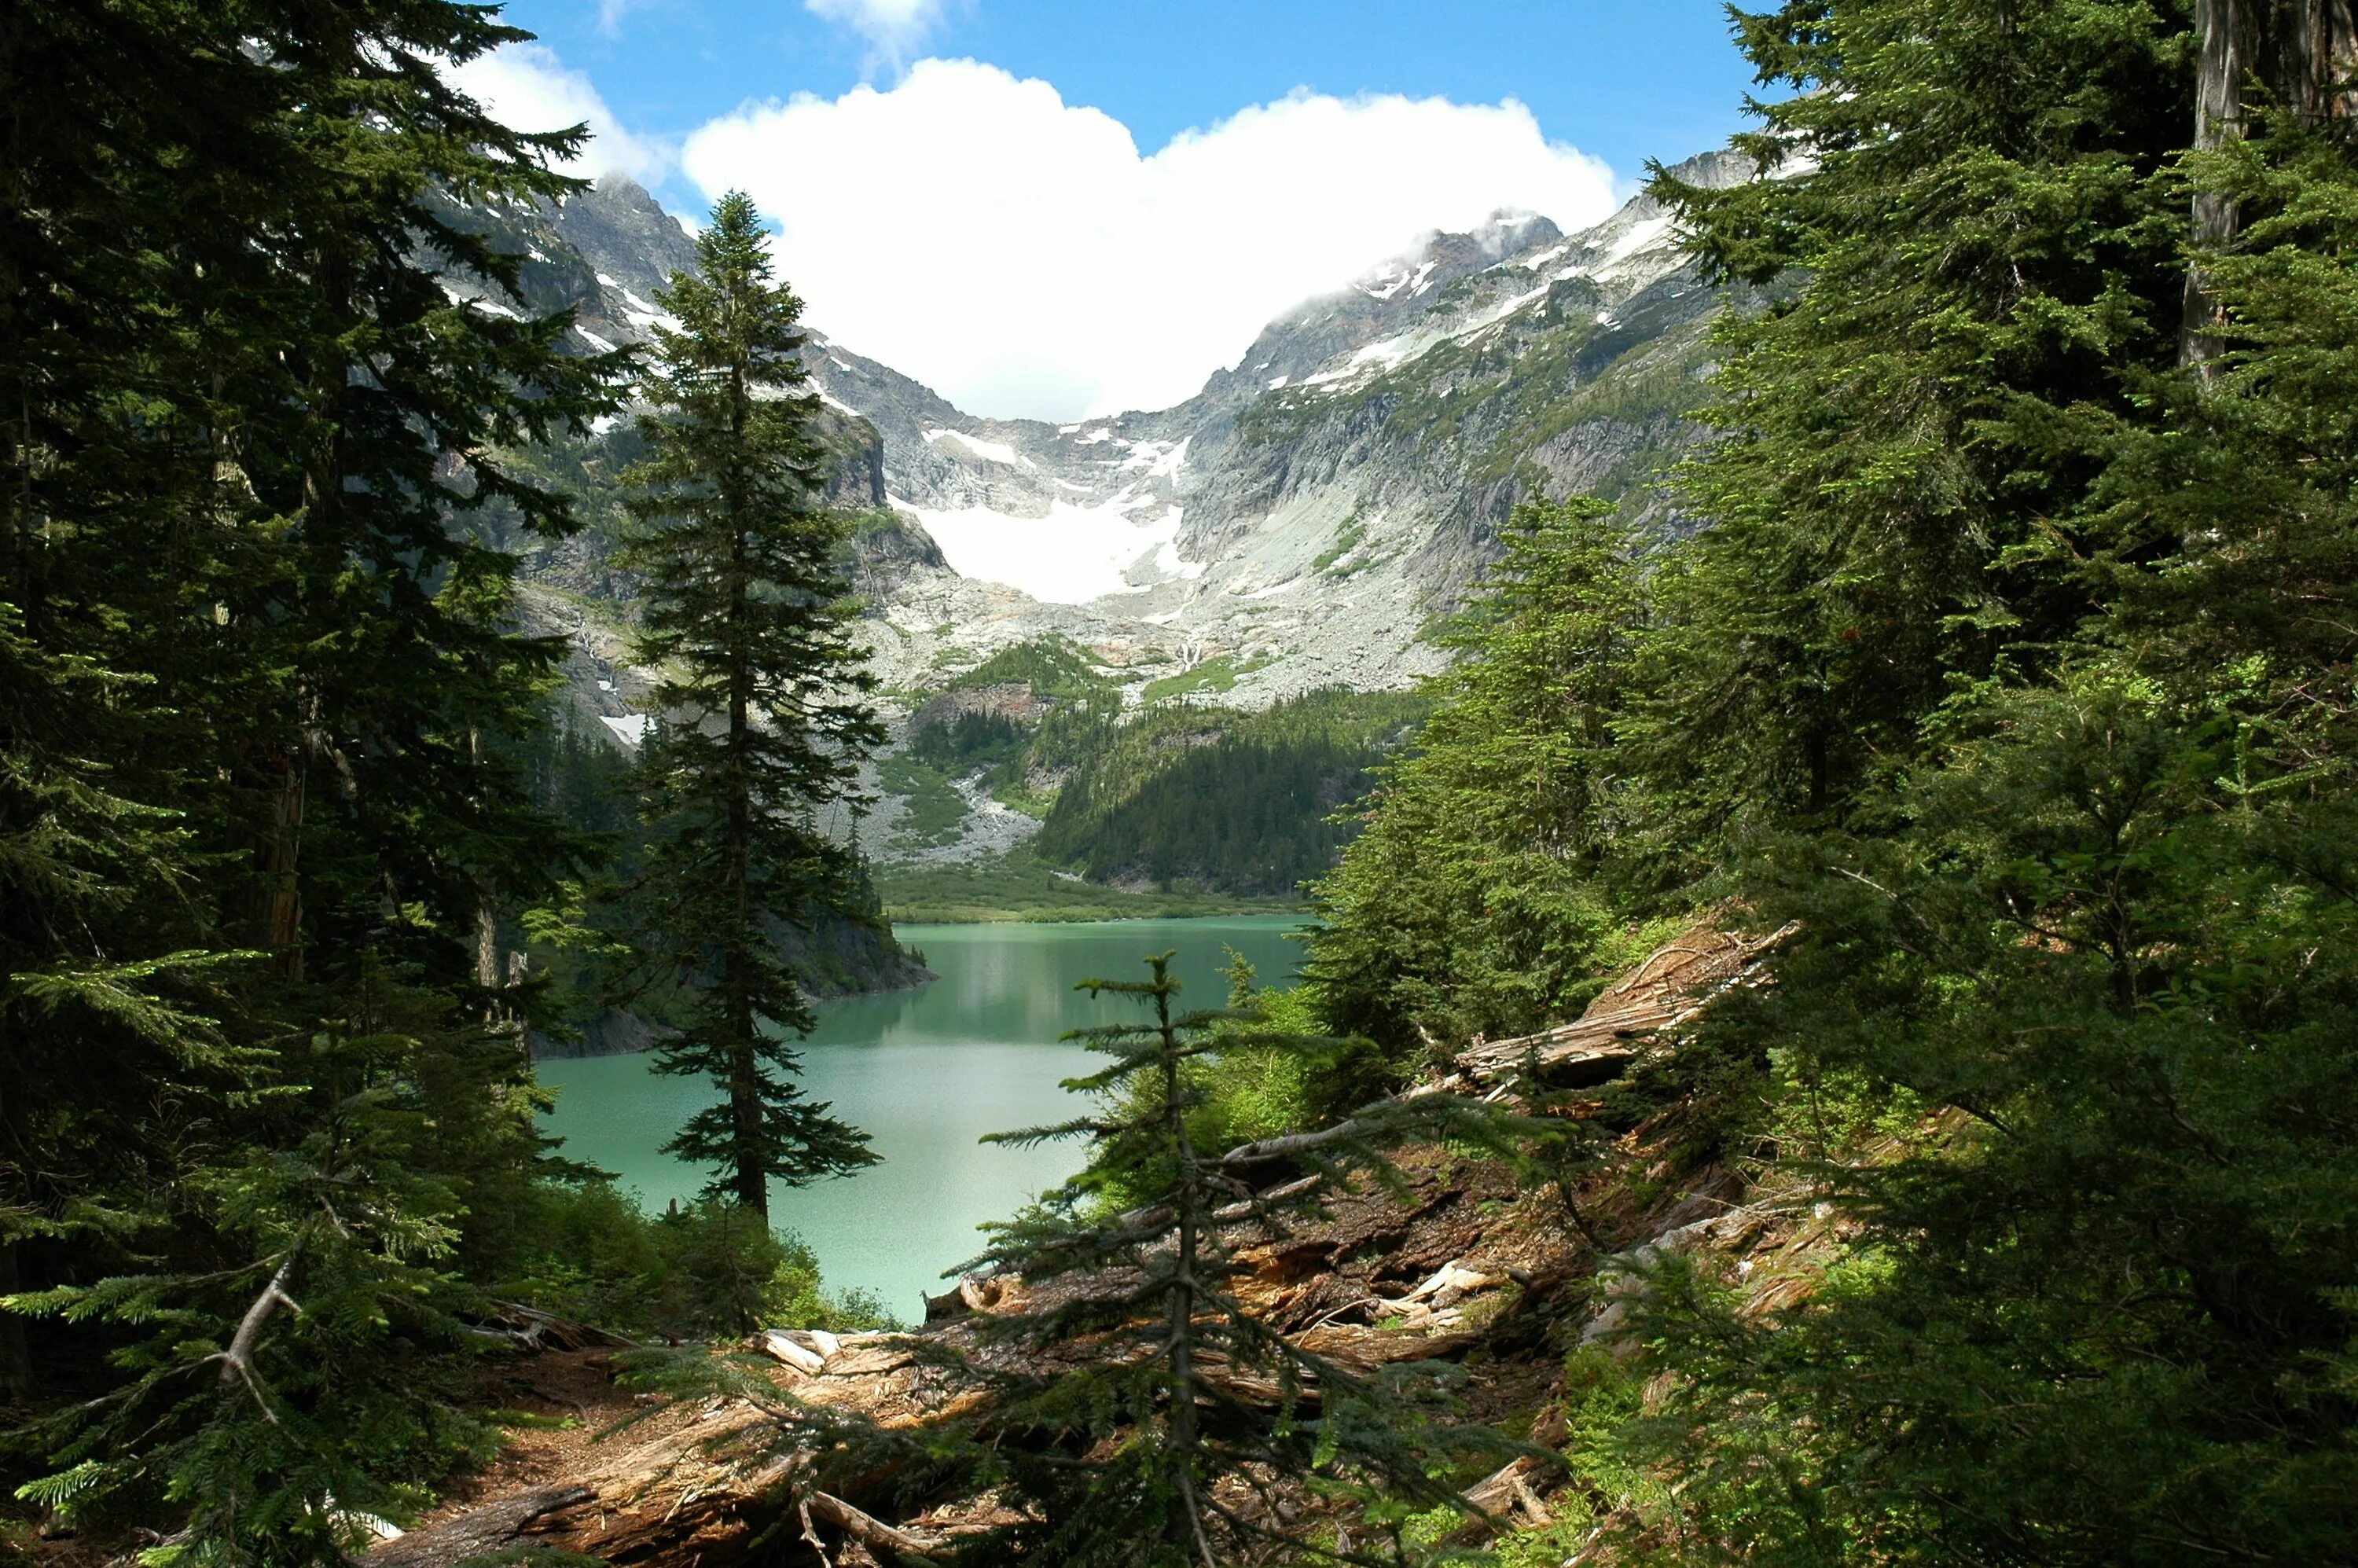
(464, 156, 1750, 716)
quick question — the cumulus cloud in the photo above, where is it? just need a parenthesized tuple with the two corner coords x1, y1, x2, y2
(681, 60, 1618, 420)
(804, 0, 953, 67)
(447, 42, 671, 186)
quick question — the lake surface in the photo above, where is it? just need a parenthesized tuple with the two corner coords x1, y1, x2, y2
(537, 916, 1309, 1323)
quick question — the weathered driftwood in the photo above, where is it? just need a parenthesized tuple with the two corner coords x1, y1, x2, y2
(1453, 921, 1794, 1084)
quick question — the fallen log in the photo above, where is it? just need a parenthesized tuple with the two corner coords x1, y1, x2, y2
(1460, 1456, 1559, 1532)
(756, 1329, 827, 1375)
(372, 1485, 596, 1568)
(804, 1491, 950, 1562)
(378, 924, 1789, 1568)
(1455, 922, 1794, 1083)
(468, 1299, 637, 1353)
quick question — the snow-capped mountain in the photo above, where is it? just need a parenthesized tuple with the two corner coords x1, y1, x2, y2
(494, 150, 1752, 711)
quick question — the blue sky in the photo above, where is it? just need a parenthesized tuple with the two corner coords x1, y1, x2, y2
(465, 1, 1766, 419)
(501, 0, 1760, 196)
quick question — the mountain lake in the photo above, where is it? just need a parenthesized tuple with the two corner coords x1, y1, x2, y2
(537, 915, 1310, 1323)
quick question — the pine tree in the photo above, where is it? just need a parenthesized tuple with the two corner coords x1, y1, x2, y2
(4, 0, 629, 1555)
(924, 954, 1515, 1566)
(619, 191, 882, 1223)
(1306, 498, 1653, 1055)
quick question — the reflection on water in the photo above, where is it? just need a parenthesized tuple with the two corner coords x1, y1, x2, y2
(536, 916, 1308, 1323)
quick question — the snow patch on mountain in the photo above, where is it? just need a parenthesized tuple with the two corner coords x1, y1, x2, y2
(891, 495, 1189, 604)
(924, 428, 1034, 469)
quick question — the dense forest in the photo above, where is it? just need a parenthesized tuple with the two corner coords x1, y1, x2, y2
(889, 636, 1426, 895)
(8, 0, 2358, 1564)
(1291, 1, 2358, 1559)
(1032, 690, 1428, 894)
(1, 1, 902, 1553)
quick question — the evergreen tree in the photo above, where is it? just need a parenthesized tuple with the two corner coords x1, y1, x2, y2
(4, 0, 627, 1555)
(619, 191, 881, 1223)
(1545, 5, 2358, 1562)
(1632, 0, 2192, 854)
(941, 954, 1514, 1565)
(1306, 498, 1653, 1054)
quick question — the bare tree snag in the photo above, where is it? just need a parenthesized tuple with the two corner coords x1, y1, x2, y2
(211, 1255, 299, 1419)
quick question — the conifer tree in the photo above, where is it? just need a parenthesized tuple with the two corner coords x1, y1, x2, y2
(1307, 498, 1649, 1054)
(1543, 6, 2358, 1562)
(619, 192, 881, 1222)
(1634, 0, 2192, 850)
(933, 954, 1514, 1565)
(4, 0, 627, 1554)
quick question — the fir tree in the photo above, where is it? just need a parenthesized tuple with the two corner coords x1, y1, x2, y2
(4, 0, 627, 1555)
(619, 191, 882, 1223)
(931, 954, 1515, 1566)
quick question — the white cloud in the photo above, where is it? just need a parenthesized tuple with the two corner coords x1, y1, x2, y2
(681, 60, 1618, 420)
(805, 0, 951, 66)
(447, 42, 672, 186)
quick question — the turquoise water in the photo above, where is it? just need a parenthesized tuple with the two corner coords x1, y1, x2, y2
(536, 916, 1309, 1323)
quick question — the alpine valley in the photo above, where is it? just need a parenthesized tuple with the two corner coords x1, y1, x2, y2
(465, 152, 1750, 921)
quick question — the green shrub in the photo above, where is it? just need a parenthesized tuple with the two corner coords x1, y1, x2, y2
(494, 1185, 895, 1338)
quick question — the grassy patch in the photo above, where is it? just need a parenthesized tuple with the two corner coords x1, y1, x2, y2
(1141, 653, 1274, 705)
(878, 752, 970, 848)
(877, 854, 1304, 924)
(484, 1408, 580, 1431)
(1312, 511, 1370, 575)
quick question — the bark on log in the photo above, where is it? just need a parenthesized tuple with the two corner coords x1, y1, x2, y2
(1454, 923, 1792, 1082)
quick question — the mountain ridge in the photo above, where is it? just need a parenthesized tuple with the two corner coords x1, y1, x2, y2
(464, 154, 1751, 874)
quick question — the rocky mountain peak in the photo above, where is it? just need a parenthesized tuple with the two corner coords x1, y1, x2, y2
(487, 149, 1747, 713)
(552, 176, 701, 307)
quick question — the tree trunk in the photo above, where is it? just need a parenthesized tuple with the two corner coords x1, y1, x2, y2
(263, 749, 306, 981)
(1156, 982, 1217, 1567)
(2268, 0, 2358, 121)
(2184, 0, 2247, 377)
(2184, 1, 2358, 376)
(725, 369, 767, 1220)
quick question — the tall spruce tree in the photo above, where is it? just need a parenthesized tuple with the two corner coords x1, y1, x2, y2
(1545, 4, 2358, 1562)
(619, 192, 880, 1223)
(4, 0, 626, 1555)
